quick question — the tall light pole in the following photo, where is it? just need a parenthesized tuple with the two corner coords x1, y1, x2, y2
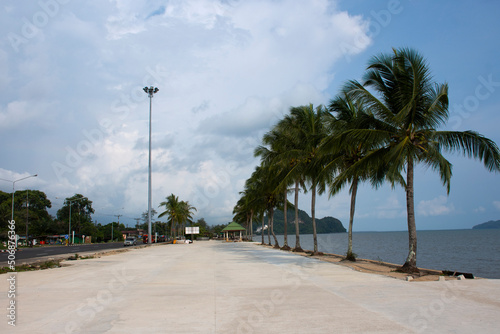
(143, 86, 159, 245)
(0, 174, 38, 247)
(57, 196, 87, 245)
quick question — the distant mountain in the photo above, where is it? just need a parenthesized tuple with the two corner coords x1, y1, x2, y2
(255, 208, 346, 234)
(472, 220, 500, 230)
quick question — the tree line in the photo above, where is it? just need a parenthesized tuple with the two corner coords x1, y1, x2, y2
(0, 192, 114, 242)
(233, 47, 500, 273)
(0, 190, 218, 243)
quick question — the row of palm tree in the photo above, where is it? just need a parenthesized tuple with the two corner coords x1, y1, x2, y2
(233, 47, 500, 273)
(158, 194, 197, 238)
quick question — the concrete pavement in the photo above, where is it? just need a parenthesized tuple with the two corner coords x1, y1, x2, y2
(1, 240, 499, 333)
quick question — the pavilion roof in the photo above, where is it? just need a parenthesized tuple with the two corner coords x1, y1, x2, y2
(221, 222, 246, 232)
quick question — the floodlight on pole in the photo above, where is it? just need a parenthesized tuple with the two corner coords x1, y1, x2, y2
(143, 86, 159, 244)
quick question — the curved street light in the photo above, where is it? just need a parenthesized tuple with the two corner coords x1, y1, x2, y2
(143, 86, 159, 244)
(0, 174, 38, 247)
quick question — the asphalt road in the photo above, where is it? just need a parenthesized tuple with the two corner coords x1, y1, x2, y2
(0, 241, 144, 266)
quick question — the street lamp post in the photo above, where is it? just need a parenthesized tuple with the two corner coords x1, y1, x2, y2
(143, 86, 159, 245)
(58, 196, 87, 245)
(0, 174, 38, 247)
(26, 190, 29, 247)
(68, 197, 87, 245)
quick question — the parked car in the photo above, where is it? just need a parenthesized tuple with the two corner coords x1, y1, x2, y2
(123, 236, 137, 246)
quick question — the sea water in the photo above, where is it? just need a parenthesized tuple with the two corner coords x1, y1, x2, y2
(263, 229, 500, 279)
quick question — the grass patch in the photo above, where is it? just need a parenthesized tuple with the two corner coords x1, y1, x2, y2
(0, 260, 63, 274)
(67, 253, 95, 260)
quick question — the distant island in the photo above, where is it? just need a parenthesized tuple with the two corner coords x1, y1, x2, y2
(255, 208, 346, 234)
(472, 220, 500, 229)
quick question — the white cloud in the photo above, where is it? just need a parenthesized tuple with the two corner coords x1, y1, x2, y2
(0, 0, 374, 225)
(493, 201, 500, 211)
(0, 100, 47, 129)
(474, 206, 486, 213)
(417, 196, 455, 217)
(374, 195, 406, 219)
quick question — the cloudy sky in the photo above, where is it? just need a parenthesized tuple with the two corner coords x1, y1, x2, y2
(1, 0, 499, 231)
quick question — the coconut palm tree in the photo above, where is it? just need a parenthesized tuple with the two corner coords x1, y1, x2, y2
(238, 165, 273, 245)
(178, 200, 197, 237)
(233, 185, 258, 241)
(341, 47, 500, 273)
(270, 110, 309, 252)
(233, 188, 254, 240)
(255, 136, 296, 249)
(159, 194, 180, 238)
(256, 128, 289, 245)
(299, 105, 331, 255)
(158, 195, 196, 239)
(233, 197, 250, 237)
(256, 111, 327, 251)
(245, 163, 282, 247)
(275, 104, 330, 254)
(322, 92, 391, 261)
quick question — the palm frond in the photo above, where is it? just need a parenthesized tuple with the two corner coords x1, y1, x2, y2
(434, 130, 500, 172)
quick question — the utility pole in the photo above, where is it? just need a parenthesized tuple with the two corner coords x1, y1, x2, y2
(112, 214, 122, 242)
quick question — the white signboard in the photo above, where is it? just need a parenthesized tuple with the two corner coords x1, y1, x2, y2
(185, 226, 200, 234)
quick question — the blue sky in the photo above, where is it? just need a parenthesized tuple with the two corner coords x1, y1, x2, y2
(1, 0, 499, 231)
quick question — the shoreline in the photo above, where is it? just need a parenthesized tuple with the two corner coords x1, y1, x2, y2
(257, 242, 475, 281)
(256, 229, 500, 279)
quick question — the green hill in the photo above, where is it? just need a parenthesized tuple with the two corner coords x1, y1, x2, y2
(472, 220, 500, 229)
(256, 208, 346, 234)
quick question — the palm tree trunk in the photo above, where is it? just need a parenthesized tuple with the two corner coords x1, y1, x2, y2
(245, 213, 249, 240)
(401, 157, 419, 274)
(311, 183, 318, 254)
(270, 207, 280, 248)
(346, 177, 358, 261)
(282, 189, 289, 249)
(293, 180, 303, 252)
(261, 214, 265, 245)
(267, 213, 271, 245)
(249, 210, 253, 241)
